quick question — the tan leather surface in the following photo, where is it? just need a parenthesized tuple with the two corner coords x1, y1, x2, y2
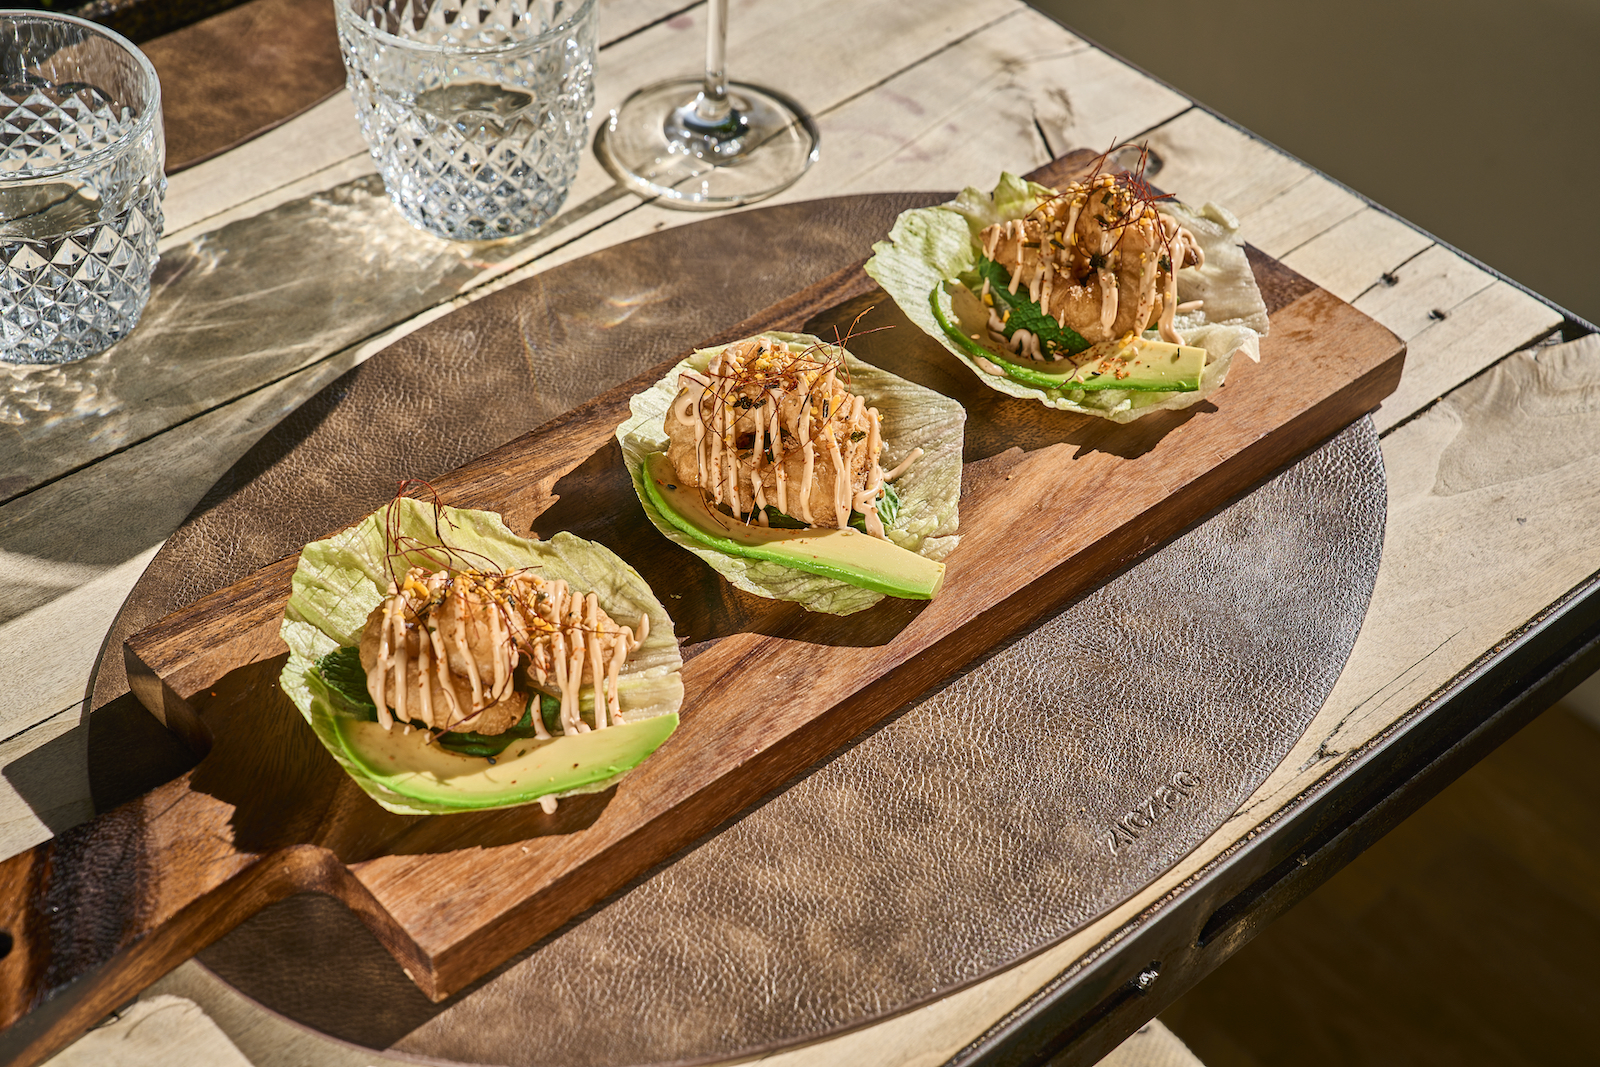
(90, 193, 1385, 1065)
(141, 0, 346, 173)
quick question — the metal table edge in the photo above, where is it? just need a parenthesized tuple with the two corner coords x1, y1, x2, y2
(943, 561, 1600, 1067)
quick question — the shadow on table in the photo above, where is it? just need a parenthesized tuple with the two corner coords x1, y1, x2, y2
(1, 716, 96, 837)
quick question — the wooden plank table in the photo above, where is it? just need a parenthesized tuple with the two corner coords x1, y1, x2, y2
(3, 0, 1595, 1063)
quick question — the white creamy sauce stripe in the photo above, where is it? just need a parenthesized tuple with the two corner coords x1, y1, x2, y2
(673, 338, 914, 539)
(364, 567, 648, 743)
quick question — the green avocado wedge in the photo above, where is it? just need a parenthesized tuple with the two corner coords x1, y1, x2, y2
(641, 451, 945, 600)
(332, 711, 679, 811)
(932, 283, 1204, 393)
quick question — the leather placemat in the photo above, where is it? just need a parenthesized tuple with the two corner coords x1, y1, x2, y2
(70, 0, 245, 44)
(138, 0, 346, 172)
(91, 192, 1385, 1064)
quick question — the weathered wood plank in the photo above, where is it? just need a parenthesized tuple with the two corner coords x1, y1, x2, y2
(0, 551, 156, 743)
(135, 964, 388, 1067)
(1280, 206, 1433, 303)
(160, 0, 703, 243)
(161, 93, 370, 244)
(826, 11, 1188, 193)
(1141, 108, 1326, 224)
(1244, 173, 1365, 261)
(1316, 335, 1600, 748)
(1370, 278, 1560, 431)
(1348, 243, 1562, 430)
(2, 0, 1017, 504)
(38, 995, 253, 1067)
(596, 0, 691, 36)
(0, 351, 367, 744)
(1352, 243, 1497, 340)
(0, 709, 90, 863)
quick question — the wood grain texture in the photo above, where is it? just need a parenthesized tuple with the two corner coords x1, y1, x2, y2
(1279, 207, 1433, 303)
(0, 0, 1576, 1061)
(1368, 272, 1559, 431)
(0, 179, 1395, 1067)
(4, 0, 1020, 503)
(0, 150, 1403, 1064)
(41, 995, 253, 1067)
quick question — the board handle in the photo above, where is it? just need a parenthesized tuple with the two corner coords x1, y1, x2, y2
(0, 772, 336, 1067)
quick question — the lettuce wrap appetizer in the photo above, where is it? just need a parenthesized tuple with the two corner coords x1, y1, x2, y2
(617, 331, 963, 616)
(279, 497, 684, 816)
(865, 169, 1270, 422)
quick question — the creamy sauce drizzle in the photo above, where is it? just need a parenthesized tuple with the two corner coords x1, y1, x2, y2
(669, 337, 912, 539)
(977, 172, 1206, 361)
(363, 567, 649, 742)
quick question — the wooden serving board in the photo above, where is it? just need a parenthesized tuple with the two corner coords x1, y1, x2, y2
(0, 151, 1404, 1067)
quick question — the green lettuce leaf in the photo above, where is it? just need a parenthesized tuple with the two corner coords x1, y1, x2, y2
(616, 331, 963, 616)
(279, 498, 684, 815)
(864, 172, 1268, 423)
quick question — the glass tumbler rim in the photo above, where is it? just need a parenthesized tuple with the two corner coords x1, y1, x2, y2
(0, 10, 162, 186)
(333, 0, 596, 57)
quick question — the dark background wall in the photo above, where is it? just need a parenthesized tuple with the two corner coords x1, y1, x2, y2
(1025, 0, 1600, 326)
(1021, 10, 1600, 1062)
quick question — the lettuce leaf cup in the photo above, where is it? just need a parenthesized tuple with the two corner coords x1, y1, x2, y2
(617, 331, 964, 617)
(279, 497, 684, 816)
(864, 171, 1270, 423)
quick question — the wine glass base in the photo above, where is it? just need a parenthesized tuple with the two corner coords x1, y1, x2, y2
(595, 76, 820, 210)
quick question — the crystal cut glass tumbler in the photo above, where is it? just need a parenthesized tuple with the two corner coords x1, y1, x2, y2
(0, 13, 164, 365)
(336, 0, 596, 242)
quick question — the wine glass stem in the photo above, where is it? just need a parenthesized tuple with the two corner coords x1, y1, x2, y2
(696, 0, 731, 125)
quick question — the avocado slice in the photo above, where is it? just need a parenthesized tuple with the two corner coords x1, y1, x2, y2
(641, 451, 945, 600)
(333, 711, 679, 810)
(932, 283, 1205, 393)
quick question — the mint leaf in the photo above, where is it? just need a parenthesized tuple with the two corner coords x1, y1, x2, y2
(975, 257, 1090, 357)
(436, 692, 561, 758)
(849, 483, 900, 532)
(315, 646, 377, 721)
